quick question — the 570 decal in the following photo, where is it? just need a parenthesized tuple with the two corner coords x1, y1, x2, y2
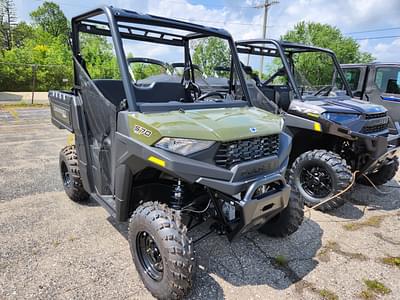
(133, 125, 153, 137)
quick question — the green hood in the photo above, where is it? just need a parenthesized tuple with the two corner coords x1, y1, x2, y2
(128, 107, 282, 145)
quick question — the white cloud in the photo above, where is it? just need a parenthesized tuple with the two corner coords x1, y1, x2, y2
(16, 0, 400, 62)
(371, 39, 400, 62)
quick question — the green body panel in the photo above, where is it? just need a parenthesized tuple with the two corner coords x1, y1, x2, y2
(127, 107, 282, 145)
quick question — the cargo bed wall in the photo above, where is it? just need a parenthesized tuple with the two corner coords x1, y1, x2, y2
(49, 91, 75, 132)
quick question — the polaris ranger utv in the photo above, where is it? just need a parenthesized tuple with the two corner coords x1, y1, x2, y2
(49, 7, 303, 299)
(340, 62, 400, 127)
(235, 39, 400, 211)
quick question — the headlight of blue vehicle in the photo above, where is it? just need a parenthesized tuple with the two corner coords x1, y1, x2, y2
(321, 113, 361, 124)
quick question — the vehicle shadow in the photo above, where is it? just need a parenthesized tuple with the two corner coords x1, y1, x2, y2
(107, 216, 323, 299)
(330, 179, 400, 220)
(188, 218, 322, 299)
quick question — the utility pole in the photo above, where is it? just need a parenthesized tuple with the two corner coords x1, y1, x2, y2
(254, 0, 279, 77)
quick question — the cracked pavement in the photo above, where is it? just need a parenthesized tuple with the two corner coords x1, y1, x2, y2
(1, 108, 399, 299)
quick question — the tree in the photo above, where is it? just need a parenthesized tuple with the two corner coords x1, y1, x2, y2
(281, 22, 374, 86)
(0, 0, 17, 50)
(12, 21, 34, 47)
(80, 33, 120, 80)
(192, 37, 230, 76)
(30, 1, 69, 39)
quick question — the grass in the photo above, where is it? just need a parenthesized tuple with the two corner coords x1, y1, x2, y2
(318, 289, 339, 300)
(359, 289, 375, 299)
(274, 255, 288, 267)
(381, 256, 400, 268)
(0, 103, 49, 109)
(363, 279, 391, 295)
(52, 240, 61, 248)
(68, 235, 78, 242)
(343, 216, 385, 231)
(318, 240, 367, 261)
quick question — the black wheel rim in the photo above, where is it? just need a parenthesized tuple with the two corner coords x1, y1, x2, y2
(61, 163, 71, 188)
(299, 164, 333, 198)
(136, 231, 163, 282)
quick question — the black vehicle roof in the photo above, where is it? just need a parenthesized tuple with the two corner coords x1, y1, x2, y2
(236, 39, 335, 55)
(72, 5, 231, 40)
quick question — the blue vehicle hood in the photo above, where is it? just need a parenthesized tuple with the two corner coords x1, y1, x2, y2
(290, 96, 387, 115)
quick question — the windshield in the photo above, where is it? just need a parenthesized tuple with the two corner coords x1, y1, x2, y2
(236, 42, 350, 103)
(128, 59, 171, 82)
(375, 67, 400, 95)
(290, 51, 346, 97)
(75, 11, 250, 112)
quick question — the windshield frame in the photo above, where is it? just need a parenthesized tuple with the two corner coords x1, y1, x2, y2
(71, 6, 251, 111)
(236, 39, 353, 101)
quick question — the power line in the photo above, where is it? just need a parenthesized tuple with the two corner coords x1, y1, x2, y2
(354, 35, 400, 40)
(161, 0, 260, 10)
(346, 26, 400, 35)
(33, 0, 267, 27)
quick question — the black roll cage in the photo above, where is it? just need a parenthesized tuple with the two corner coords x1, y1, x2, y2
(71, 6, 251, 111)
(235, 39, 353, 101)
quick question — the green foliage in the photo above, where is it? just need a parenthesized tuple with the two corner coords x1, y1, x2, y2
(80, 33, 120, 80)
(0, 2, 120, 91)
(0, 28, 73, 91)
(281, 21, 375, 86)
(131, 63, 166, 81)
(30, 1, 69, 40)
(12, 22, 34, 47)
(192, 37, 230, 76)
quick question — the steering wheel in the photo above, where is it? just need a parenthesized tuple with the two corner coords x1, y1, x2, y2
(196, 91, 225, 101)
(313, 85, 333, 96)
(183, 81, 202, 102)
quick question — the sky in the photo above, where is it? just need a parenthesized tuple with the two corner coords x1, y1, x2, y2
(13, 0, 400, 62)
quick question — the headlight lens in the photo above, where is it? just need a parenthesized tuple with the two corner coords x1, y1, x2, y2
(155, 138, 215, 156)
(321, 113, 360, 124)
(279, 117, 285, 130)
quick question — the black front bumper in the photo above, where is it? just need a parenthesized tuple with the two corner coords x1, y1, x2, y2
(210, 173, 291, 241)
(115, 132, 291, 231)
(350, 122, 400, 173)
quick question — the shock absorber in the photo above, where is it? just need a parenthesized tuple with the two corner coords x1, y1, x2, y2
(171, 178, 184, 210)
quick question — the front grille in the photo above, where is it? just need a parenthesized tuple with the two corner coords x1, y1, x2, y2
(365, 112, 387, 120)
(215, 135, 279, 169)
(362, 123, 388, 134)
(362, 112, 389, 134)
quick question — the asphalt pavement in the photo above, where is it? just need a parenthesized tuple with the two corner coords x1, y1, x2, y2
(1, 108, 399, 300)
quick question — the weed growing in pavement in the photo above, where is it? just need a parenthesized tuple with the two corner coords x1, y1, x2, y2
(359, 279, 391, 299)
(381, 256, 400, 268)
(343, 216, 384, 231)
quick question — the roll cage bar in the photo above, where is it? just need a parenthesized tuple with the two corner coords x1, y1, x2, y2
(235, 39, 353, 101)
(127, 57, 172, 73)
(71, 6, 250, 111)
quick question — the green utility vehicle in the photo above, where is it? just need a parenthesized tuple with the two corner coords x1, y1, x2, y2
(49, 7, 303, 299)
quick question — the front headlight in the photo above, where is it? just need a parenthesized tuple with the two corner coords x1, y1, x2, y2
(321, 113, 361, 124)
(279, 117, 285, 130)
(155, 138, 215, 156)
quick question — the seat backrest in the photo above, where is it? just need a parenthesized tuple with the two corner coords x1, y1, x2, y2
(93, 79, 187, 105)
(273, 86, 292, 111)
(259, 86, 276, 102)
(93, 79, 126, 107)
(134, 82, 186, 102)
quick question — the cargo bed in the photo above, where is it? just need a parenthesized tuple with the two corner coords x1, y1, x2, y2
(49, 91, 75, 132)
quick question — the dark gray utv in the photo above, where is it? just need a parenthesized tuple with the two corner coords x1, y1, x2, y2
(235, 39, 400, 211)
(340, 62, 400, 127)
(49, 7, 303, 299)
